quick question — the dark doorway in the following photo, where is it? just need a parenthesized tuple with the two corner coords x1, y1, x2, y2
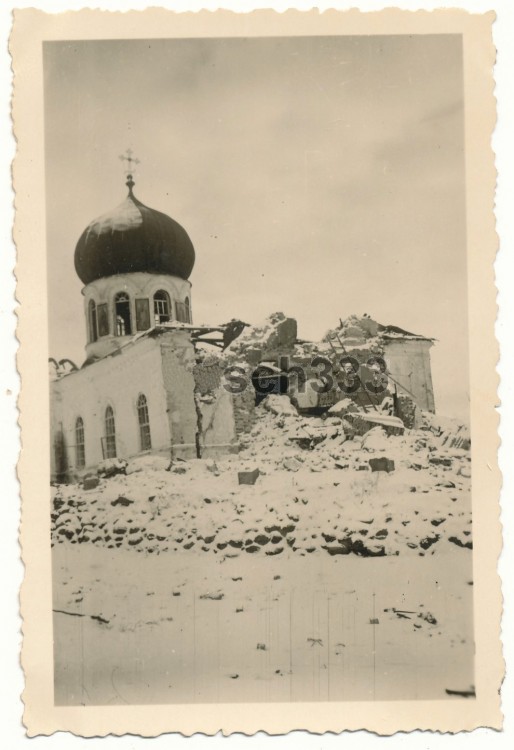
(251, 365, 289, 406)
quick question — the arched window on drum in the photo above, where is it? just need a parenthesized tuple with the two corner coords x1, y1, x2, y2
(137, 393, 152, 451)
(75, 416, 85, 469)
(185, 296, 191, 323)
(153, 290, 171, 324)
(114, 292, 132, 336)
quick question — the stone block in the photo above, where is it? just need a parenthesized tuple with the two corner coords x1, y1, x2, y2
(369, 457, 395, 473)
(238, 468, 260, 485)
(83, 475, 100, 490)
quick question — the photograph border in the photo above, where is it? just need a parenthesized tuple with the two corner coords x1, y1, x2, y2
(11, 6, 502, 736)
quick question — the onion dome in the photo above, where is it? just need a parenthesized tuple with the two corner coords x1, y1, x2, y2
(74, 174, 195, 285)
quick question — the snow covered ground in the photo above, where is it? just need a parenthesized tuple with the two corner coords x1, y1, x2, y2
(51, 399, 474, 705)
(53, 546, 473, 705)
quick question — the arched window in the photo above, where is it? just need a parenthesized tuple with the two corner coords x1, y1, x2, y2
(185, 296, 191, 323)
(89, 300, 98, 342)
(104, 406, 117, 458)
(75, 416, 85, 469)
(153, 290, 171, 324)
(137, 394, 152, 451)
(115, 292, 132, 336)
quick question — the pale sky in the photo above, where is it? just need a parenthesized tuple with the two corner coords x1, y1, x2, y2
(44, 34, 468, 418)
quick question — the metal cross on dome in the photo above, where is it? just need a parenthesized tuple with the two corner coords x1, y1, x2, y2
(119, 148, 140, 192)
(119, 148, 140, 175)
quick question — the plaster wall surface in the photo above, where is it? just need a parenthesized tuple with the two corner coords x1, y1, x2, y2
(383, 339, 435, 412)
(232, 386, 257, 436)
(198, 387, 237, 457)
(159, 333, 198, 459)
(50, 337, 171, 479)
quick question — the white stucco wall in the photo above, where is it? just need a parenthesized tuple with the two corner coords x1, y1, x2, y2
(50, 336, 172, 479)
(50, 329, 243, 480)
(198, 387, 237, 457)
(159, 333, 199, 459)
(383, 339, 435, 412)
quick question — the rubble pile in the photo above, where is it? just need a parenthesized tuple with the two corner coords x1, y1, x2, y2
(322, 314, 385, 355)
(51, 307, 470, 561)
(224, 312, 297, 364)
(52, 394, 472, 559)
(417, 410, 471, 450)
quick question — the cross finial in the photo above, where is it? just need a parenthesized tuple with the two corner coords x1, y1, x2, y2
(119, 148, 140, 194)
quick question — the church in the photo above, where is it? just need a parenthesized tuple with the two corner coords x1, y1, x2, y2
(50, 158, 437, 484)
(50, 161, 243, 483)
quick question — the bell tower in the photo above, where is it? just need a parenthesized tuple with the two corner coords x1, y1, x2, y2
(74, 155, 195, 361)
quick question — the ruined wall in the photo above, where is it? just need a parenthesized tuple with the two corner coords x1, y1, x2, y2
(222, 314, 436, 421)
(159, 332, 198, 459)
(193, 357, 223, 395)
(232, 385, 257, 436)
(50, 336, 171, 480)
(286, 347, 386, 411)
(383, 339, 435, 413)
(225, 313, 297, 364)
(193, 355, 238, 455)
(197, 388, 237, 456)
(222, 315, 298, 437)
(396, 394, 417, 429)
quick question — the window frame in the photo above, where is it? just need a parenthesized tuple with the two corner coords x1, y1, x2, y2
(75, 416, 86, 469)
(114, 291, 132, 336)
(153, 290, 172, 324)
(104, 405, 117, 458)
(137, 393, 152, 451)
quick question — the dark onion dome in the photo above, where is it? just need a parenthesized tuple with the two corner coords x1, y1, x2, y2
(74, 181, 195, 285)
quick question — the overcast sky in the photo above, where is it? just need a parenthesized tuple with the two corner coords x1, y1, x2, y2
(44, 34, 468, 418)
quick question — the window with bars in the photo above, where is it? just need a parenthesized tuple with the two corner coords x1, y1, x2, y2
(153, 290, 171, 324)
(137, 393, 152, 451)
(75, 416, 85, 469)
(104, 405, 117, 458)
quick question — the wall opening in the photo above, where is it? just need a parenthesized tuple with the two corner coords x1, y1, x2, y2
(154, 290, 171, 324)
(137, 393, 152, 451)
(75, 416, 85, 469)
(115, 292, 132, 336)
(103, 405, 117, 458)
(251, 365, 289, 406)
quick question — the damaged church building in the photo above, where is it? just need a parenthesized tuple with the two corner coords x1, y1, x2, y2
(50, 171, 440, 483)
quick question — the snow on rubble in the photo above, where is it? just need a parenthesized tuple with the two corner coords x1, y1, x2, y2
(52, 394, 471, 560)
(223, 312, 297, 362)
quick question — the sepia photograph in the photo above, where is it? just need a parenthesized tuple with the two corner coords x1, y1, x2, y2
(11, 6, 502, 737)
(45, 31, 475, 706)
